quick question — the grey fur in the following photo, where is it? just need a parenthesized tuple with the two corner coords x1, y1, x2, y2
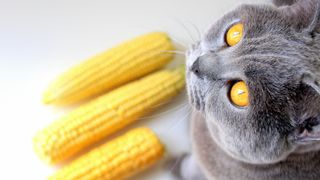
(180, 0, 320, 179)
(272, 0, 295, 6)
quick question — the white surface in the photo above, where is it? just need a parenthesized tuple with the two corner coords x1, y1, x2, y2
(0, 0, 266, 179)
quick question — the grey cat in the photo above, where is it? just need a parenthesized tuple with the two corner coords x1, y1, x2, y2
(175, 0, 320, 179)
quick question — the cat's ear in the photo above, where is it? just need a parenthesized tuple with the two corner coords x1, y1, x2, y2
(292, 73, 320, 144)
(278, 0, 320, 32)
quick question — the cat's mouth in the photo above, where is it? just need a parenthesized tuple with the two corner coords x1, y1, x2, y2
(290, 117, 320, 144)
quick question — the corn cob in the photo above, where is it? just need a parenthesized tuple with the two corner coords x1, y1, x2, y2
(34, 67, 185, 164)
(49, 127, 164, 180)
(43, 32, 175, 105)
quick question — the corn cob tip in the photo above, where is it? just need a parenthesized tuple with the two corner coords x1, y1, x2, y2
(173, 65, 186, 75)
(33, 131, 54, 165)
(42, 90, 54, 104)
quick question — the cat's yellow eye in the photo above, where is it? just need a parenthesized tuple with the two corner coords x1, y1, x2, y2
(229, 81, 249, 107)
(226, 23, 244, 46)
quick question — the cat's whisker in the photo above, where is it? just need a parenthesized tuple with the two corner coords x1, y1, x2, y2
(165, 108, 192, 174)
(167, 50, 186, 54)
(167, 152, 189, 177)
(166, 106, 192, 132)
(126, 49, 185, 60)
(159, 50, 186, 56)
(170, 36, 189, 49)
(149, 98, 187, 109)
(149, 100, 188, 113)
(137, 103, 189, 121)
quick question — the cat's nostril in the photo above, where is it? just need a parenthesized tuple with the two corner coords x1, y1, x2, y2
(191, 58, 201, 76)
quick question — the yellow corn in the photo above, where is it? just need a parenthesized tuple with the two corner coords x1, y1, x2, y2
(34, 67, 185, 164)
(43, 32, 175, 105)
(49, 127, 165, 180)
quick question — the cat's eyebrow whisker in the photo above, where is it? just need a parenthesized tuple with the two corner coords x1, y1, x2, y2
(175, 19, 198, 44)
(186, 20, 202, 41)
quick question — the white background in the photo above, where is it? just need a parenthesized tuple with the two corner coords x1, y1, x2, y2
(0, 0, 266, 179)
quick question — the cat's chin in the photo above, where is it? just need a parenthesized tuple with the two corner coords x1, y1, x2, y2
(207, 124, 293, 165)
(214, 138, 292, 165)
(293, 142, 320, 154)
(224, 149, 292, 165)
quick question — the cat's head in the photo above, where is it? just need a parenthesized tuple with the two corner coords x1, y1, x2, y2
(186, 0, 320, 164)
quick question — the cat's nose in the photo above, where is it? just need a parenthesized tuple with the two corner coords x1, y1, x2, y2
(191, 58, 202, 78)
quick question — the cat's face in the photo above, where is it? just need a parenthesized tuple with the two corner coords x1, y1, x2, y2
(187, 1, 320, 164)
